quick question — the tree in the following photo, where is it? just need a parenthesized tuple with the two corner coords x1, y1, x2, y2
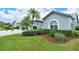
(4, 23, 13, 30)
(21, 16, 31, 30)
(28, 8, 40, 22)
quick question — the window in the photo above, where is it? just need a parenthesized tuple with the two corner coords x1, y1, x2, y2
(22, 27, 25, 30)
(33, 26, 37, 29)
(16, 26, 19, 29)
(50, 20, 58, 30)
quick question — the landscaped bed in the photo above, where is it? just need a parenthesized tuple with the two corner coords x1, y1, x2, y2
(42, 34, 79, 44)
(22, 29, 79, 43)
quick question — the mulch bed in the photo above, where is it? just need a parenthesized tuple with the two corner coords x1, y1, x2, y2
(42, 34, 79, 44)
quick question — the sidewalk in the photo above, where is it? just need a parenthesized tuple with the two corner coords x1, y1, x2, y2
(0, 29, 23, 37)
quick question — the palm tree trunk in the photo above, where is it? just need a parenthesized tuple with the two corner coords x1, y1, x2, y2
(31, 15, 34, 29)
(26, 26, 29, 31)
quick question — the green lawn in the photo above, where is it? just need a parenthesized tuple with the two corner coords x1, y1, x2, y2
(0, 34, 79, 51)
(0, 27, 5, 30)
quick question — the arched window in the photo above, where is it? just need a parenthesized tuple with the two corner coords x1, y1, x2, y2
(50, 20, 58, 30)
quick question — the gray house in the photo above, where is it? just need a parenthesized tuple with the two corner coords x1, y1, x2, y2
(17, 10, 78, 30)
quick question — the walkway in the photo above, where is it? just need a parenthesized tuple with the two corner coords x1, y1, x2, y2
(0, 29, 23, 37)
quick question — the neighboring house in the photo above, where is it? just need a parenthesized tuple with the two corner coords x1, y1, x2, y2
(16, 10, 79, 30)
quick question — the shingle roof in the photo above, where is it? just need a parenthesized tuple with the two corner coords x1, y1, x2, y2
(31, 20, 43, 22)
(42, 10, 75, 20)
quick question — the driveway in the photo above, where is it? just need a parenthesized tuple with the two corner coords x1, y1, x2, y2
(0, 29, 23, 37)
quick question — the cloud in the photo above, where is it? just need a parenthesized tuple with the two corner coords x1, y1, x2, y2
(7, 8, 28, 22)
(63, 8, 79, 14)
(0, 8, 29, 23)
(35, 8, 54, 18)
(0, 8, 66, 23)
(0, 11, 15, 23)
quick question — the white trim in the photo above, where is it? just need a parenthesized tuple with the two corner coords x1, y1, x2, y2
(49, 19, 59, 29)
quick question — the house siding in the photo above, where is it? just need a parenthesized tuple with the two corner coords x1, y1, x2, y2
(32, 21, 43, 29)
(42, 13, 74, 30)
(20, 12, 75, 30)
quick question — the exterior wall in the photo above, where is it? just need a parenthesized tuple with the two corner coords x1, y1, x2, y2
(71, 13, 78, 24)
(19, 13, 75, 30)
(42, 13, 74, 30)
(37, 22, 43, 29)
(32, 21, 43, 29)
(19, 21, 43, 30)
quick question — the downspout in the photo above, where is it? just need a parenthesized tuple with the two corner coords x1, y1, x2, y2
(76, 13, 79, 24)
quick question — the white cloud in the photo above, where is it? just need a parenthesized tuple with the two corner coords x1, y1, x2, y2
(0, 11, 12, 19)
(0, 8, 54, 23)
(9, 8, 53, 22)
(36, 8, 54, 19)
(0, 11, 15, 23)
(63, 8, 79, 14)
(7, 8, 28, 22)
(0, 8, 29, 23)
(1, 8, 79, 24)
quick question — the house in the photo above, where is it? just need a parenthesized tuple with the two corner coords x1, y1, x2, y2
(17, 10, 79, 30)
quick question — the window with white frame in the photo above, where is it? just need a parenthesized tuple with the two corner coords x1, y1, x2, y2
(50, 20, 58, 30)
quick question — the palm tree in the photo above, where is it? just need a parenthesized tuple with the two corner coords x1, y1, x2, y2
(28, 8, 40, 21)
(28, 8, 40, 30)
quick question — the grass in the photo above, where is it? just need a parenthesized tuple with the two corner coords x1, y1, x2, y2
(0, 27, 5, 30)
(0, 34, 79, 51)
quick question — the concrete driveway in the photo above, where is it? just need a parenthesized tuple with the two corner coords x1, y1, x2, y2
(0, 29, 23, 37)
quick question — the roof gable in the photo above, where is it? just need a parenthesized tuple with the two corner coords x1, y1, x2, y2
(42, 10, 74, 20)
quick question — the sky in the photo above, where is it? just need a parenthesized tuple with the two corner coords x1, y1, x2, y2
(0, 8, 79, 23)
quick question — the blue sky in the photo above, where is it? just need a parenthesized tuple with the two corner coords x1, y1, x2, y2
(55, 8, 67, 11)
(0, 8, 78, 23)
(0, 8, 66, 14)
(0, 8, 16, 14)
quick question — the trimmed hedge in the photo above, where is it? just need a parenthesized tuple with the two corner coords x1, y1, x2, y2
(48, 30, 72, 36)
(56, 30, 72, 36)
(22, 31, 32, 36)
(54, 33, 65, 41)
(43, 29, 50, 34)
(22, 29, 73, 36)
(48, 30, 56, 36)
(22, 30, 45, 36)
(22, 30, 37, 36)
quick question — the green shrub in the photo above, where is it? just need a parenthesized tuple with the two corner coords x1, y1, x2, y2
(75, 24, 79, 30)
(54, 33, 65, 41)
(22, 29, 73, 36)
(37, 30, 45, 34)
(56, 30, 72, 36)
(43, 29, 50, 34)
(48, 30, 56, 36)
(48, 30, 72, 36)
(22, 30, 44, 36)
(31, 30, 38, 35)
(72, 30, 79, 36)
(4, 27, 11, 30)
(22, 31, 32, 36)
